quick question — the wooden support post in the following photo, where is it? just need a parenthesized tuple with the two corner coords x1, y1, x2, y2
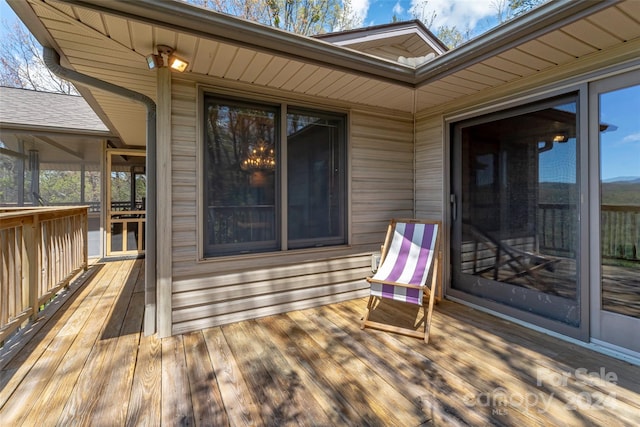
(156, 66, 173, 337)
(23, 217, 39, 320)
(83, 209, 88, 271)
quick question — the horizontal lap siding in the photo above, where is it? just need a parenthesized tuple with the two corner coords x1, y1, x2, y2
(169, 80, 411, 335)
(415, 115, 445, 297)
(171, 255, 371, 334)
(350, 111, 414, 246)
(171, 80, 199, 263)
(415, 115, 444, 220)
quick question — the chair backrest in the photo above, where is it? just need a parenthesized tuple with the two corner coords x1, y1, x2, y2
(370, 220, 439, 304)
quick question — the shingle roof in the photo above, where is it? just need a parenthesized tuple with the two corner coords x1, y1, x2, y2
(0, 86, 109, 133)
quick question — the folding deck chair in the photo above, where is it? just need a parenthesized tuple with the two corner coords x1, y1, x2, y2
(361, 219, 441, 343)
(463, 222, 559, 292)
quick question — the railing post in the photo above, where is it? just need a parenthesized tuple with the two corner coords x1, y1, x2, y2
(23, 216, 39, 320)
(83, 209, 88, 270)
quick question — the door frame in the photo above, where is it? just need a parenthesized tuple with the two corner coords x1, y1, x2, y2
(588, 70, 640, 355)
(105, 148, 146, 257)
(445, 85, 591, 341)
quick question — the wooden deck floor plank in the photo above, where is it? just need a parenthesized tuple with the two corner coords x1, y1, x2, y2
(232, 319, 336, 426)
(258, 314, 379, 426)
(2, 259, 640, 426)
(318, 301, 491, 426)
(440, 300, 640, 405)
(183, 331, 230, 427)
(436, 300, 631, 379)
(252, 315, 358, 426)
(222, 320, 294, 425)
(364, 298, 635, 426)
(93, 290, 145, 425)
(356, 298, 580, 425)
(161, 334, 195, 426)
(83, 261, 145, 424)
(262, 312, 415, 426)
(0, 262, 108, 402)
(132, 260, 146, 294)
(125, 332, 162, 427)
(0, 261, 122, 423)
(349, 298, 584, 425)
(202, 326, 263, 426)
(287, 308, 430, 426)
(429, 301, 640, 424)
(325, 300, 497, 426)
(52, 260, 136, 426)
(0, 334, 77, 425)
(0, 263, 102, 371)
(101, 259, 143, 339)
(57, 260, 133, 337)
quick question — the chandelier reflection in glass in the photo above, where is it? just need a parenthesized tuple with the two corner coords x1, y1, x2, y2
(241, 140, 275, 171)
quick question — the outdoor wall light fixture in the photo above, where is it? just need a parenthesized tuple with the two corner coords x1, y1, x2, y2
(552, 134, 569, 143)
(146, 45, 189, 72)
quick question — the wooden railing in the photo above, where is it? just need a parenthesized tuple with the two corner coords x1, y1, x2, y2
(538, 203, 640, 261)
(537, 203, 577, 257)
(207, 205, 276, 244)
(0, 206, 88, 343)
(600, 204, 640, 261)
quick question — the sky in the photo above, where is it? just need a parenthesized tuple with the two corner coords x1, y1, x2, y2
(357, 0, 500, 35)
(599, 85, 640, 181)
(0, 0, 17, 39)
(1, 0, 502, 38)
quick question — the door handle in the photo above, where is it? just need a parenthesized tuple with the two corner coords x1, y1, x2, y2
(450, 194, 457, 222)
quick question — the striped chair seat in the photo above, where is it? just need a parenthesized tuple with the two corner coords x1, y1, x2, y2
(369, 221, 438, 305)
(361, 219, 441, 343)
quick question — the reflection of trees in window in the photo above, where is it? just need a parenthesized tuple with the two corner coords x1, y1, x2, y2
(204, 97, 278, 255)
(206, 103, 277, 207)
(203, 96, 346, 256)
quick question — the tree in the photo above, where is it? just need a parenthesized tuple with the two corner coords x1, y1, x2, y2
(436, 26, 472, 50)
(0, 19, 77, 94)
(190, 0, 362, 35)
(409, 1, 470, 49)
(509, 0, 547, 18)
(411, 0, 548, 49)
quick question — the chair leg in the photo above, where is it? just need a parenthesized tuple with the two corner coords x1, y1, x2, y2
(424, 292, 436, 343)
(424, 256, 440, 343)
(360, 296, 375, 329)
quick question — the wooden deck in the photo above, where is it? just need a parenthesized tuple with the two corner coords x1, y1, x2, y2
(1, 259, 639, 426)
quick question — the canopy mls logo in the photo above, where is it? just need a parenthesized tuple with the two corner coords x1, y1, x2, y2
(462, 367, 618, 416)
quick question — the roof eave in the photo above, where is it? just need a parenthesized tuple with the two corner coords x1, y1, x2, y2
(9, 0, 625, 89)
(57, 0, 417, 86)
(315, 20, 448, 54)
(414, 0, 623, 86)
(0, 122, 113, 138)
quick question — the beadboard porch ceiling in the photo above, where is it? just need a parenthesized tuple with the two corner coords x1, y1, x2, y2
(9, 0, 640, 147)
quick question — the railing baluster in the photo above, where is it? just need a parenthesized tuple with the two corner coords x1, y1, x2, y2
(0, 207, 88, 343)
(538, 203, 639, 261)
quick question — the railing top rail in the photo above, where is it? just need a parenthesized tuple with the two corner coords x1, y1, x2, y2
(208, 205, 276, 209)
(538, 203, 640, 213)
(0, 206, 89, 228)
(601, 204, 640, 213)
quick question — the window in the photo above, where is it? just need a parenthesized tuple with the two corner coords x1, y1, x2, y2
(203, 95, 346, 257)
(287, 108, 346, 249)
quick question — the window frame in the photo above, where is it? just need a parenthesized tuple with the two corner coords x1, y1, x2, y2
(286, 106, 347, 250)
(201, 92, 348, 259)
